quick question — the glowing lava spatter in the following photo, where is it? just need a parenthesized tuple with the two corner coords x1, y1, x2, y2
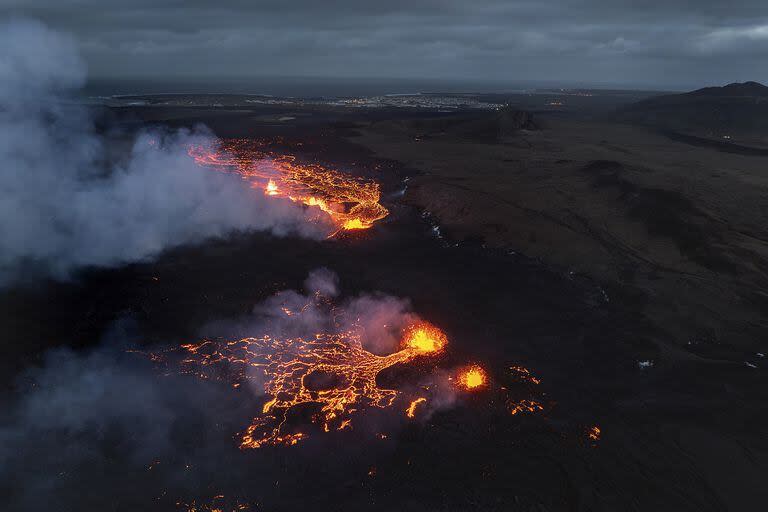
(158, 320, 448, 449)
(176, 496, 250, 512)
(509, 399, 544, 415)
(509, 365, 541, 385)
(402, 322, 448, 354)
(138, 279, 559, 451)
(457, 365, 488, 390)
(187, 138, 389, 235)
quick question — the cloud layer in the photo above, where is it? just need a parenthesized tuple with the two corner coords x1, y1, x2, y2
(3, 1, 768, 87)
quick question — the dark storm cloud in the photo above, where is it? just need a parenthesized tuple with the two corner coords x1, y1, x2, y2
(2, 1, 768, 86)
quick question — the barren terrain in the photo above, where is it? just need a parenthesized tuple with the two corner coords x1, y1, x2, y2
(354, 115, 768, 359)
(3, 102, 767, 511)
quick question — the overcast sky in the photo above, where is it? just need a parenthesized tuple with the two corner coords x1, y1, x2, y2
(2, 0, 768, 89)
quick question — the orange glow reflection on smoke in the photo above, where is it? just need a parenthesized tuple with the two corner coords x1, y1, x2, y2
(153, 320, 449, 449)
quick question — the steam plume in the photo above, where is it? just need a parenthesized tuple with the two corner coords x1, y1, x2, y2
(0, 19, 325, 288)
(0, 269, 447, 510)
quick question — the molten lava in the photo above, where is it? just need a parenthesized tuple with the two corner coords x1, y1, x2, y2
(509, 399, 544, 415)
(457, 365, 488, 390)
(155, 320, 449, 449)
(138, 284, 565, 452)
(342, 218, 367, 230)
(509, 365, 541, 385)
(402, 322, 448, 354)
(176, 496, 250, 512)
(406, 397, 427, 419)
(187, 138, 389, 235)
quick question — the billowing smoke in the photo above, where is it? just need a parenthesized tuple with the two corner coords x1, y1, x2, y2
(200, 267, 418, 355)
(0, 268, 456, 510)
(0, 334, 259, 511)
(0, 19, 326, 288)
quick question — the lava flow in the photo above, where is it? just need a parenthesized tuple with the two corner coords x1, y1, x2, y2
(406, 397, 427, 418)
(158, 321, 447, 449)
(188, 138, 389, 235)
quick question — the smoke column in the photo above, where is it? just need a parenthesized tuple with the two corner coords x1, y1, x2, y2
(0, 19, 325, 288)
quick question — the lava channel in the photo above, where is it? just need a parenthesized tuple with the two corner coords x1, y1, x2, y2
(149, 322, 447, 449)
(188, 138, 389, 235)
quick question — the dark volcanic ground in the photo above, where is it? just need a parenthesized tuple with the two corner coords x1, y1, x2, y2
(2, 106, 767, 511)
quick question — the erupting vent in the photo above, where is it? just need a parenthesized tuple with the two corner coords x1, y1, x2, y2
(136, 282, 556, 452)
(402, 322, 448, 354)
(457, 364, 488, 390)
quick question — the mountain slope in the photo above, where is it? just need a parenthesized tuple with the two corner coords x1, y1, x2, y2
(621, 81, 768, 145)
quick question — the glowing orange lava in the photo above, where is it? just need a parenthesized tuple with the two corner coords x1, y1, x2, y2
(176, 496, 250, 512)
(509, 365, 541, 385)
(154, 321, 448, 449)
(587, 425, 601, 442)
(342, 218, 367, 230)
(509, 399, 544, 415)
(406, 397, 427, 418)
(457, 365, 488, 390)
(402, 322, 448, 354)
(187, 138, 389, 234)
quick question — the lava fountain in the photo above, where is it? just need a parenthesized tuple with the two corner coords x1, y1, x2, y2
(402, 322, 448, 354)
(457, 364, 488, 390)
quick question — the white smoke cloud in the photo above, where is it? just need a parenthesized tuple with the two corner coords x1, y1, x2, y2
(0, 19, 327, 287)
(303, 267, 340, 298)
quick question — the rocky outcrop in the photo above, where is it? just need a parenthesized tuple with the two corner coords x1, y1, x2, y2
(497, 106, 537, 136)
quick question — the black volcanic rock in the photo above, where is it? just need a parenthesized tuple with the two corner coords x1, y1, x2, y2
(375, 106, 536, 143)
(496, 106, 537, 135)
